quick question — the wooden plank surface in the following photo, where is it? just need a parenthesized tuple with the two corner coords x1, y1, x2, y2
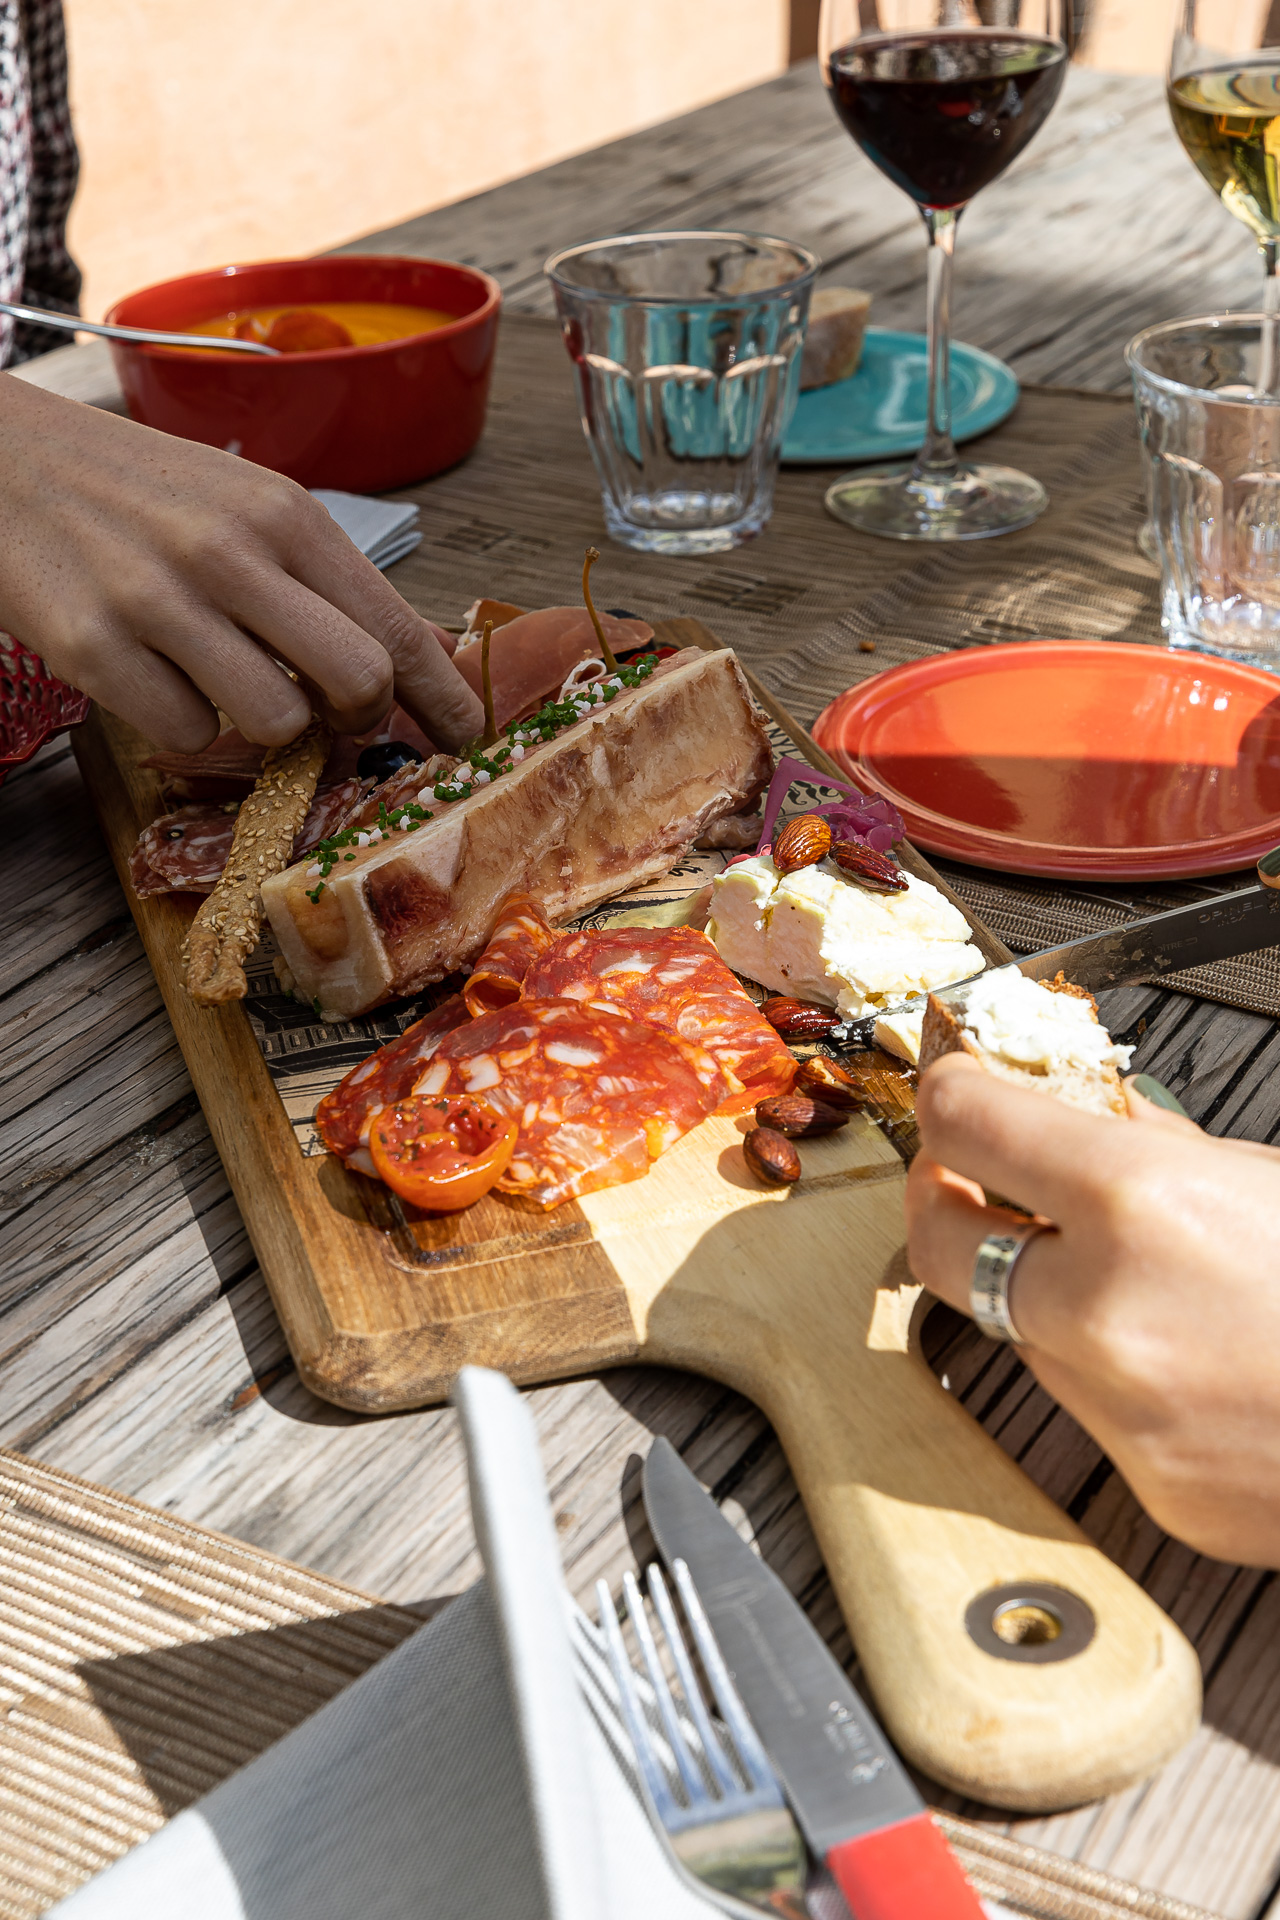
(6, 58, 1280, 1915)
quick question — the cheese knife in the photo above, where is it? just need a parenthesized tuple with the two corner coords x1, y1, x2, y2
(864, 848, 1280, 1032)
(642, 1438, 985, 1920)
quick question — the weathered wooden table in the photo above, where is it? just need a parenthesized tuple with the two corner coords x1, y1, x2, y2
(7, 60, 1280, 1917)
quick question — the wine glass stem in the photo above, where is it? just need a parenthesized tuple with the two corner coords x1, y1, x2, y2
(1261, 240, 1280, 395)
(913, 206, 961, 484)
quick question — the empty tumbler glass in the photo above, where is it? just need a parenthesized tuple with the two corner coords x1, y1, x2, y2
(1129, 313, 1280, 665)
(545, 230, 818, 554)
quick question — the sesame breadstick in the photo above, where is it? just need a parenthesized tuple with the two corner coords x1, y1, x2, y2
(184, 715, 331, 1005)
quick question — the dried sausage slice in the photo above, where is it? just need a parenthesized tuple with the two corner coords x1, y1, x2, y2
(420, 998, 725, 1208)
(314, 994, 472, 1173)
(463, 892, 556, 1016)
(523, 927, 794, 1116)
(127, 779, 363, 899)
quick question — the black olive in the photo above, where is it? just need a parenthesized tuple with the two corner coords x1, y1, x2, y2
(356, 741, 424, 782)
(605, 607, 644, 621)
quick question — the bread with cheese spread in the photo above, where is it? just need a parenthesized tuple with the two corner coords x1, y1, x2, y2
(919, 966, 1132, 1117)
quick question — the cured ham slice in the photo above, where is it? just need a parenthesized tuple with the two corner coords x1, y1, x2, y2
(128, 779, 362, 898)
(463, 892, 555, 1016)
(417, 998, 725, 1208)
(452, 606, 653, 729)
(314, 994, 471, 1173)
(263, 647, 773, 1020)
(524, 927, 795, 1117)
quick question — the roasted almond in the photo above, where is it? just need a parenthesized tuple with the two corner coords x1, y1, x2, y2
(796, 1055, 863, 1111)
(772, 813, 832, 874)
(831, 840, 908, 892)
(755, 1094, 849, 1137)
(761, 995, 841, 1038)
(743, 1125, 801, 1186)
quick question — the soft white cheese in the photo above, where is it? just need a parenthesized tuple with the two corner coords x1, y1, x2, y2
(874, 1005, 925, 1065)
(707, 854, 985, 1019)
(959, 966, 1134, 1074)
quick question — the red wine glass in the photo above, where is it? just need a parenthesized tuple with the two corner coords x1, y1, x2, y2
(819, 0, 1067, 541)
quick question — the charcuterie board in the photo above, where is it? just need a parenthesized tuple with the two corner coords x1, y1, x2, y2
(73, 617, 1201, 1814)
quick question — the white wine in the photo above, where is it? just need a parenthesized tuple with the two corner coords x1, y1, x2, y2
(1169, 63, 1280, 241)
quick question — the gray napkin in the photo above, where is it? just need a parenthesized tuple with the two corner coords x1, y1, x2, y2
(310, 488, 421, 569)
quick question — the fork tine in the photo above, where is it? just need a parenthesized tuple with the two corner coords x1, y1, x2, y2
(622, 1568, 707, 1806)
(646, 1562, 741, 1799)
(596, 1577, 681, 1825)
(670, 1558, 778, 1796)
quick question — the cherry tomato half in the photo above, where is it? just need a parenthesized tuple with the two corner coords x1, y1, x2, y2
(261, 308, 355, 354)
(368, 1094, 518, 1212)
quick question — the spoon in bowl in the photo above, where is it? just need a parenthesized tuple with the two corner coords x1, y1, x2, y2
(0, 299, 281, 356)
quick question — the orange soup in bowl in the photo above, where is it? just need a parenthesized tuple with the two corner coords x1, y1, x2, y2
(187, 301, 458, 353)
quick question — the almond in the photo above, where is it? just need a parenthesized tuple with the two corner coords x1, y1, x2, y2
(796, 1055, 863, 1111)
(761, 996, 841, 1038)
(831, 839, 908, 891)
(755, 1094, 849, 1137)
(743, 1126, 802, 1186)
(772, 813, 832, 874)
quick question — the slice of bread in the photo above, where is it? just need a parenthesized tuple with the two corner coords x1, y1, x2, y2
(918, 967, 1130, 1117)
(800, 287, 873, 390)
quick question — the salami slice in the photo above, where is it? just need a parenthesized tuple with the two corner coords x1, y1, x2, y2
(463, 892, 556, 1017)
(314, 994, 472, 1173)
(129, 805, 238, 897)
(127, 779, 363, 900)
(523, 927, 795, 1116)
(418, 998, 725, 1207)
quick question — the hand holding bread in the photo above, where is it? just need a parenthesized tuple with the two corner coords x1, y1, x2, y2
(907, 1053, 1280, 1567)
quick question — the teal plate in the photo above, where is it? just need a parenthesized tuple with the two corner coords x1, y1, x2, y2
(782, 328, 1019, 465)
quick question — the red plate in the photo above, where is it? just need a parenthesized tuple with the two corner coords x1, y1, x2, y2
(811, 641, 1280, 879)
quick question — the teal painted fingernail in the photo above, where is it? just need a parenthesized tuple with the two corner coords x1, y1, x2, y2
(1131, 1074, 1189, 1117)
(1259, 845, 1280, 884)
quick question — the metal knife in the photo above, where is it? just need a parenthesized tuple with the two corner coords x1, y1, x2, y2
(643, 1439, 985, 1920)
(864, 849, 1280, 1030)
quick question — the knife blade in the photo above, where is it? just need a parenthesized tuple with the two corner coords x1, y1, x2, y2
(643, 1439, 984, 1920)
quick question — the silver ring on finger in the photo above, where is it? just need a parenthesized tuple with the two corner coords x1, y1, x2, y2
(970, 1224, 1047, 1345)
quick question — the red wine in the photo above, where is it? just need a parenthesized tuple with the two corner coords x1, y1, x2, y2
(828, 31, 1066, 210)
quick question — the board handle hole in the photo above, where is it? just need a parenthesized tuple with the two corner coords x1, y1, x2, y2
(991, 1600, 1063, 1646)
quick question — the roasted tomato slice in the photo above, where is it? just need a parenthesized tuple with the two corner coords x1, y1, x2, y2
(368, 1094, 517, 1212)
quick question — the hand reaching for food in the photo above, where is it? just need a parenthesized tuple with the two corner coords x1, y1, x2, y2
(907, 1052, 1280, 1568)
(0, 378, 484, 752)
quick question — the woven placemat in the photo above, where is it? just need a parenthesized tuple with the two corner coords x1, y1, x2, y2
(0, 1451, 1220, 1920)
(386, 318, 1279, 1019)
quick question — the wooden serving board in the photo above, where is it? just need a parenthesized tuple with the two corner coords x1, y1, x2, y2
(73, 619, 1202, 1814)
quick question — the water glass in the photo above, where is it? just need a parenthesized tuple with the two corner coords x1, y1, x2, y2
(544, 231, 817, 555)
(1129, 313, 1280, 666)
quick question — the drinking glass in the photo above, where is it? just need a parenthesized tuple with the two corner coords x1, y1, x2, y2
(819, 0, 1066, 541)
(545, 231, 817, 554)
(1168, 1, 1280, 317)
(1129, 313, 1280, 665)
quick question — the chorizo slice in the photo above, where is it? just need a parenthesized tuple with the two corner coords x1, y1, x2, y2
(523, 927, 795, 1116)
(463, 891, 556, 1017)
(315, 993, 472, 1172)
(422, 998, 725, 1208)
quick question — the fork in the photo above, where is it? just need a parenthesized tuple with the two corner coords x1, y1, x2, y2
(596, 1557, 809, 1920)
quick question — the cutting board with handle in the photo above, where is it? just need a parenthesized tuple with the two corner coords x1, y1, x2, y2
(73, 616, 1202, 1813)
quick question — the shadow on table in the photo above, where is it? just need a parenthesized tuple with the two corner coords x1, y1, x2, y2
(77, 1600, 448, 1818)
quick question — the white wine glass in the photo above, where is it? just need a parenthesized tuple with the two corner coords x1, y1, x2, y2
(819, 0, 1067, 542)
(1169, 0, 1280, 316)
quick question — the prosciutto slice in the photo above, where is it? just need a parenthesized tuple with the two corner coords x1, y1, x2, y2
(263, 647, 773, 1020)
(523, 926, 795, 1117)
(452, 607, 653, 729)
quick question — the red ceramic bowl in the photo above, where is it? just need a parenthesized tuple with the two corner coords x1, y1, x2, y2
(105, 256, 501, 491)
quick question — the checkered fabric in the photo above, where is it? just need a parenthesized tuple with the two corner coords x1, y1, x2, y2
(0, 0, 79, 367)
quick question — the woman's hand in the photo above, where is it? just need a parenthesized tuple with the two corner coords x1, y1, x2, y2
(0, 377, 484, 751)
(907, 1053, 1280, 1566)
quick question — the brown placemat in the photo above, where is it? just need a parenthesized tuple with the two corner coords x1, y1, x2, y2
(0, 1451, 1221, 1920)
(386, 318, 1279, 1019)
